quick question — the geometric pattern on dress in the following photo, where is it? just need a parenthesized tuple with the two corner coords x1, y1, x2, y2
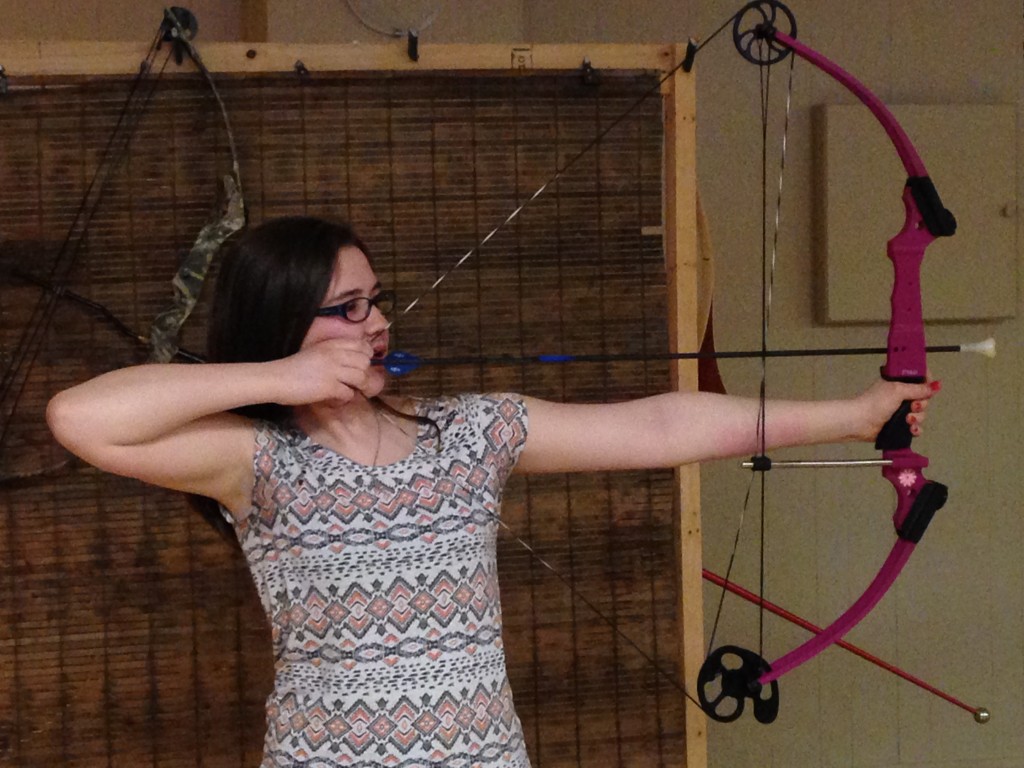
(275, 625, 505, 666)
(264, 730, 528, 768)
(271, 563, 500, 640)
(229, 394, 532, 767)
(244, 507, 496, 565)
(266, 678, 518, 757)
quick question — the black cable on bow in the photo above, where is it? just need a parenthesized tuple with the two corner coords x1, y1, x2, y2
(0, 7, 243, 460)
(0, 20, 177, 458)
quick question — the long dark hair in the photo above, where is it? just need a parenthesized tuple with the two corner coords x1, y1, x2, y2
(208, 216, 370, 420)
(194, 216, 369, 541)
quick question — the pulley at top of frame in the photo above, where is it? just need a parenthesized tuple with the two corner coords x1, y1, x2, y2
(160, 7, 200, 65)
(733, 0, 798, 65)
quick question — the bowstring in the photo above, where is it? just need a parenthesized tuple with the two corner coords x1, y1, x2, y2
(394, 49, 703, 319)
(367, 28, 747, 716)
(704, 37, 796, 663)
(369, 4, 792, 722)
(759, 52, 795, 657)
(374, 430, 708, 712)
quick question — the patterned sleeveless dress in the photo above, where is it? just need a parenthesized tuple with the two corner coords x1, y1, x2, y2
(226, 394, 531, 768)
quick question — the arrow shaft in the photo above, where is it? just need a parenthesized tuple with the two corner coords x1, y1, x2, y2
(379, 343, 972, 372)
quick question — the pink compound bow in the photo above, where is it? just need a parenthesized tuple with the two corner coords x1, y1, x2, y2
(697, 0, 954, 724)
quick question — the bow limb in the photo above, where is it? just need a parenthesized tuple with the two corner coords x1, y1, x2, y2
(702, 568, 988, 721)
(148, 8, 247, 363)
(695, 191, 729, 394)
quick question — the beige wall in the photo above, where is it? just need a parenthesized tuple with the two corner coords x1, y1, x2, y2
(266, 0, 522, 42)
(2, 1, 1020, 767)
(525, 0, 693, 42)
(0, 0, 241, 40)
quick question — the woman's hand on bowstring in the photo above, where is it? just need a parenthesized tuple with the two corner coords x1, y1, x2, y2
(272, 338, 376, 407)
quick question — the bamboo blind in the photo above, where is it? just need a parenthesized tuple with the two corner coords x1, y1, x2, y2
(0, 65, 690, 767)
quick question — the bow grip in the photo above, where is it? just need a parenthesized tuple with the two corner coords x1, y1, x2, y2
(874, 373, 924, 451)
(875, 400, 913, 450)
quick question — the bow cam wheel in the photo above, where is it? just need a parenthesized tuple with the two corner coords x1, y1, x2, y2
(698, 645, 780, 724)
(732, 0, 797, 65)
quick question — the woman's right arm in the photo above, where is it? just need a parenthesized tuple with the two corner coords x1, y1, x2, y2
(46, 339, 374, 513)
(47, 362, 275, 513)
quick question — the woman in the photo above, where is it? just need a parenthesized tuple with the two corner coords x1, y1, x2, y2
(47, 216, 936, 767)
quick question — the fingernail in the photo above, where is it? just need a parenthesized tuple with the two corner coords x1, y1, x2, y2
(911, 402, 922, 413)
(929, 380, 942, 392)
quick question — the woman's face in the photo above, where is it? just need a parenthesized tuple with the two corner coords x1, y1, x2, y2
(301, 245, 391, 397)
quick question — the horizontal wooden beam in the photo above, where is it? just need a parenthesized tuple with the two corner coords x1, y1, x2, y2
(1, 41, 678, 78)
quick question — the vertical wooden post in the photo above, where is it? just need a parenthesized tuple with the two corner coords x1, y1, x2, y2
(662, 43, 707, 768)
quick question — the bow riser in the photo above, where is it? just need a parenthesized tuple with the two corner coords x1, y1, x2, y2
(883, 451, 929, 528)
(884, 187, 934, 382)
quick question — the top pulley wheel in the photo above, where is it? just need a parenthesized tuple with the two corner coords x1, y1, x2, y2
(733, 0, 797, 65)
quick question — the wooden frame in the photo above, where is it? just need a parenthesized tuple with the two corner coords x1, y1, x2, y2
(1, 39, 704, 767)
(662, 42, 706, 768)
(3, 42, 673, 77)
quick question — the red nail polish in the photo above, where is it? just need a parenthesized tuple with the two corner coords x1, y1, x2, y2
(929, 380, 942, 392)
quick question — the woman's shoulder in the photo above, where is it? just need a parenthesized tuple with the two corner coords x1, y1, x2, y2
(249, 415, 314, 460)
(405, 394, 528, 453)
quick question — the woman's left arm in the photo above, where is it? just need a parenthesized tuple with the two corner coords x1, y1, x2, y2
(515, 380, 936, 474)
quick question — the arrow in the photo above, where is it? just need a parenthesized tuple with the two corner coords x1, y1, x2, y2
(378, 338, 995, 376)
(702, 568, 990, 722)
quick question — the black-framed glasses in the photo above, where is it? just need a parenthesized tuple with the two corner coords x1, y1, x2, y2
(315, 290, 396, 322)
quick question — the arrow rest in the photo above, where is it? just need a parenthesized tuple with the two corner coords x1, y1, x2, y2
(698, 645, 780, 724)
(733, 0, 797, 65)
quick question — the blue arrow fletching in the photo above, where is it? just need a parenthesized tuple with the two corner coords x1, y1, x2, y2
(381, 350, 421, 376)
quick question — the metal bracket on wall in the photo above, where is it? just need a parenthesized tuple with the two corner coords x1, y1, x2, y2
(510, 46, 533, 69)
